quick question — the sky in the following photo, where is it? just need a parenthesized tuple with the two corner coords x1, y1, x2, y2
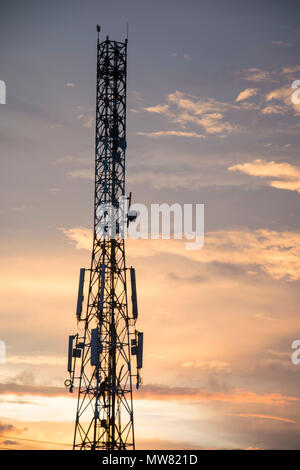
(1, 0, 300, 450)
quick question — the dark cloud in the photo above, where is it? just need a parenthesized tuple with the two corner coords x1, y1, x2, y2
(2, 439, 18, 445)
(0, 421, 17, 434)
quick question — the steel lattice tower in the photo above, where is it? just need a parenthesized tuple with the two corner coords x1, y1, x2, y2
(65, 27, 143, 451)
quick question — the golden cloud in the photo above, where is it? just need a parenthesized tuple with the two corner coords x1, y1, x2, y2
(229, 158, 300, 194)
(142, 90, 241, 136)
(60, 226, 300, 280)
(59, 226, 93, 250)
(236, 88, 258, 102)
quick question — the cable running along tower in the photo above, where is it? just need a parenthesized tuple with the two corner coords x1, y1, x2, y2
(65, 27, 143, 450)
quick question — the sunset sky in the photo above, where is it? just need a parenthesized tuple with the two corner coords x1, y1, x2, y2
(1, 0, 300, 449)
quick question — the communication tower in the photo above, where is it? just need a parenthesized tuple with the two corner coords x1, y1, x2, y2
(65, 26, 143, 451)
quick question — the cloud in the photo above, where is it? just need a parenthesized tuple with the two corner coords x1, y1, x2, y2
(10, 205, 30, 212)
(271, 41, 292, 47)
(137, 130, 206, 139)
(254, 313, 285, 322)
(260, 105, 286, 115)
(54, 154, 92, 166)
(47, 187, 60, 193)
(236, 68, 273, 82)
(265, 86, 300, 114)
(196, 113, 237, 135)
(230, 413, 295, 424)
(0, 421, 18, 434)
(167, 272, 205, 283)
(136, 385, 299, 405)
(236, 88, 258, 102)
(59, 226, 92, 250)
(6, 355, 66, 366)
(77, 113, 94, 128)
(181, 360, 231, 372)
(282, 65, 300, 74)
(229, 159, 300, 194)
(143, 104, 170, 114)
(54, 155, 75, 165)
(66, 168, 93, 180)
(266, 87, 291, 102)
(128, 168, 214, 189)
(83, 116, 94, 129)
(142, 90, 241, 137)
(2, 439, 18, 446)
(154, 228, 300, 280)
(60, 226, 300, 280)
(0, 383, 68, 397)
(0, 421, 74, 450)
(1, 382, 298, 407)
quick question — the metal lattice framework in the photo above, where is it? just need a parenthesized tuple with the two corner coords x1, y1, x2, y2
(66, 30, 142, 451)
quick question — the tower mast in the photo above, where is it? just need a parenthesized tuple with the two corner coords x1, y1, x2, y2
(66, 27, 143, 451)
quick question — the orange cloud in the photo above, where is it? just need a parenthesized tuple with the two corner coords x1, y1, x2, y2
(236, 88, 258, 102)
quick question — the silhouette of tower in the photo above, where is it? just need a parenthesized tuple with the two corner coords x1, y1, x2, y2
(65, 27, 143, 451)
